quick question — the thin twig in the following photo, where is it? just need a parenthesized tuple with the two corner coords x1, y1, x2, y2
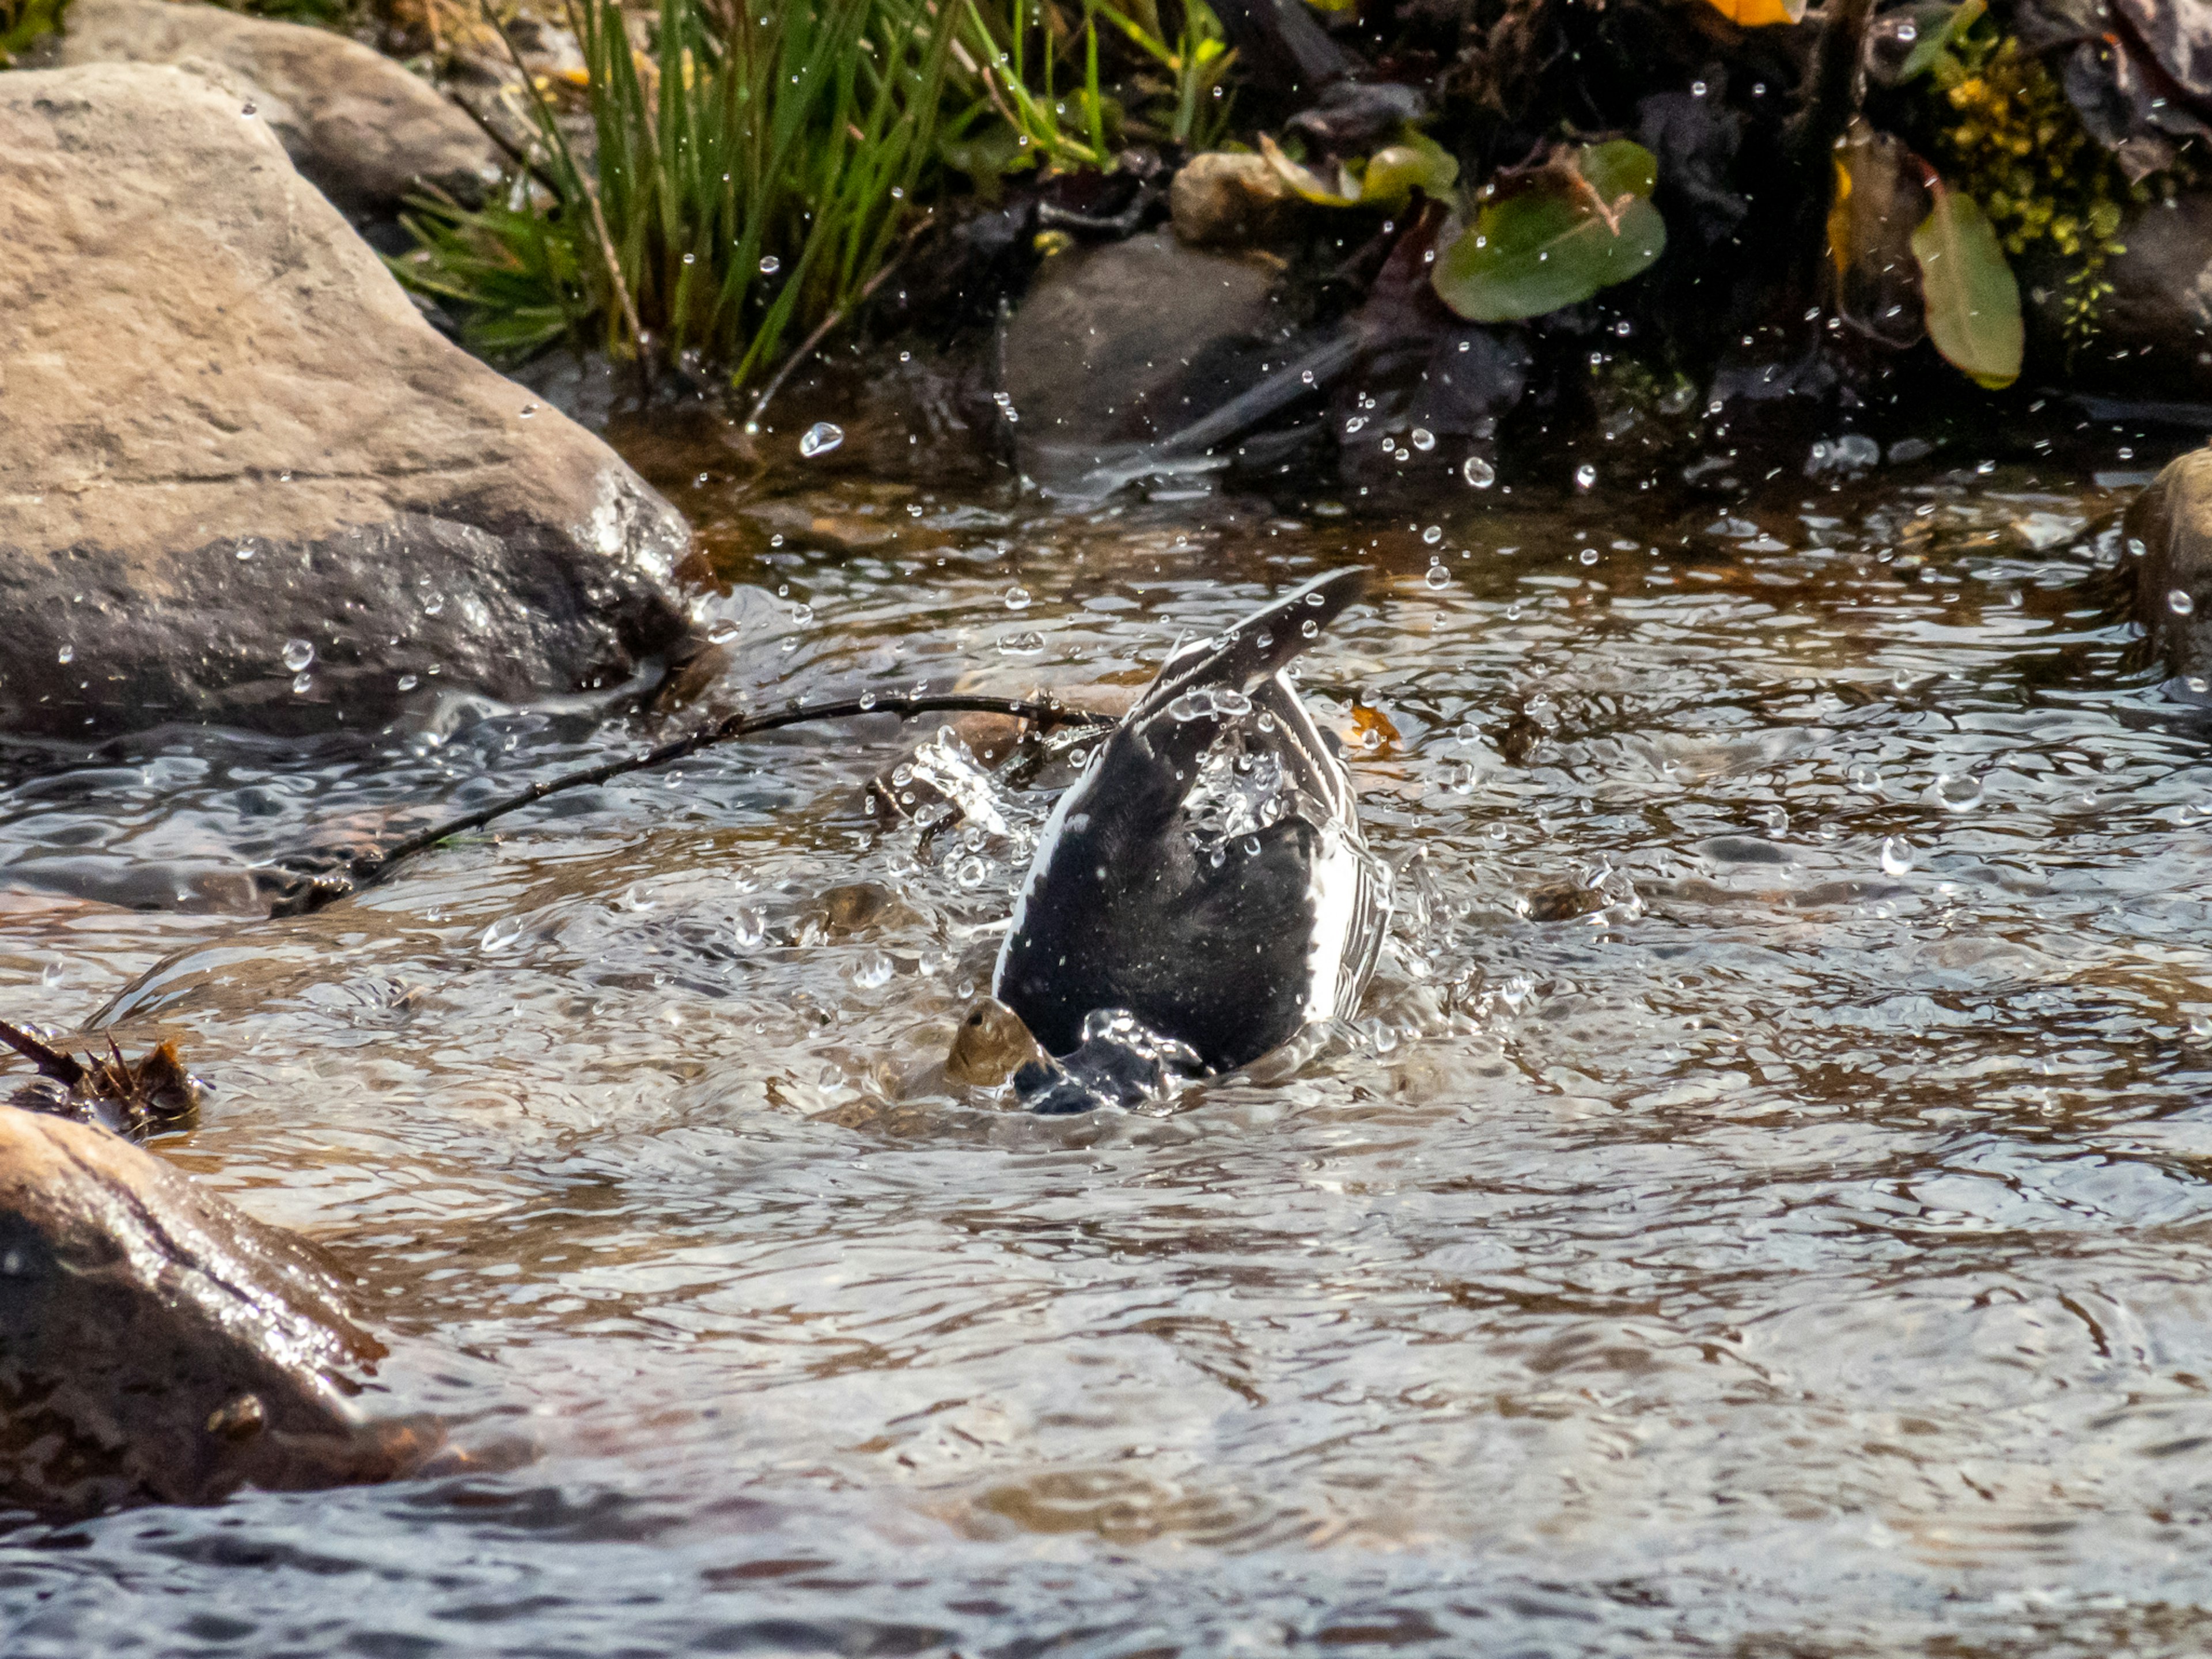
(483, 1, 648, 371)
(0, 1017, 83, 1088)
(745, 211, 934, 430)
(442, 85, 563, 197)
(271, 693, 1118, 916)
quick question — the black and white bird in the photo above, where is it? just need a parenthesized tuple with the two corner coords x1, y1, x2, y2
(994, 567, 1389, 1111)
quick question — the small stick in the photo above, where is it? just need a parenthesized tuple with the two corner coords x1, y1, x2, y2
(0, 1017, 84, 1088)
(745, 213, 933, 431)
(273, 692, 1118, 916)
(482, 2, 647, 371)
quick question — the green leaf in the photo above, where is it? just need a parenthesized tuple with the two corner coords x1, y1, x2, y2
(1358, 130, 1460, 207)
(1897, 0, 1984, 82)
(1430, 141, 1667, 323)
(1911, 181, 2022, 389)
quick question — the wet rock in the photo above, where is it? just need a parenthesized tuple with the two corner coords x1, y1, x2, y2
(944, 998, 1047, 1088)
(999, 232, 1294, 481)
(2124, 446, 2212, 700)
(2026, 194, 2212, 395)
(0, 1107, 438, 1516)
(54, 0, 503, 217)
(0, 65, 694, 741)
(1170, 152, 1301, 249)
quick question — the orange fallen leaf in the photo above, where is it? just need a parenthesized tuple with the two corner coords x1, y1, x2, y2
(1702, 0, 1806, 24)
(1346, 702, 1402, 756)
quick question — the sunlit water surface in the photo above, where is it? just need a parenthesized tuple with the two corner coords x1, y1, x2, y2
(6, 421, 2212, 1656)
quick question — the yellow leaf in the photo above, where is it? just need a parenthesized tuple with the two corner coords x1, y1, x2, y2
(1259, 133, 1361, 208)
(1827, 157, 1852, 277)
(1701, 0, 1807, 24)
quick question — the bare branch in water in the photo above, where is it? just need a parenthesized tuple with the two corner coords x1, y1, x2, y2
(264, 692, 1119, 918)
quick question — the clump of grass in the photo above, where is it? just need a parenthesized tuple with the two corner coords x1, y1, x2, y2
(939, 0, 1234, 180)
(397, 0, 961, 382)
(393, 0, 1236, 385)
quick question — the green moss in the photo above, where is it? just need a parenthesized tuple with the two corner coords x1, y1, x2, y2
(1925, 23, 2194, 347)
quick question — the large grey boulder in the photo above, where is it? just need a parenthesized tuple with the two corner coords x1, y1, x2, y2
(0, 1105, 438, 1515)
(54, 0, 503, 217)
(999, 232, 1296, 487)
(0, 65, 694, 741)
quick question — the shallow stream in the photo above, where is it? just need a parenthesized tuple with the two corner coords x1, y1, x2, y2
(6, 408, 2212, 1655)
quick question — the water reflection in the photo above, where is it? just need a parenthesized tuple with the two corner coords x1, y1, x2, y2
(6, 448, 2212, 1654)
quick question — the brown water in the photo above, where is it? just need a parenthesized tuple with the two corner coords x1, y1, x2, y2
(7, 412, 2212, 1656)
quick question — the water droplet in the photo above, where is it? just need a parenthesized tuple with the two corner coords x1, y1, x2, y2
(1935, 771, 1983, 812)
(2171, 588, 2196, 616)
(1425, 561, 1450, 590)
(853, 950, 894, 989)
(397, 673, 419, 691)
(480, 916, 525, 952)
(518, 403, 537, 419)
(956, 857, 990, 889)
(1895, 19, 1918, 40)
(1880, 836, 1914, 876)
(291, 671, 313, 695)
(999, 630, 1047, 655)
(1004, 585, 1032, 611)
(282, 639, 315, 671)
(759, 255, 782, 276)
(799, 421, 844, 458)
(55, 644, 74, 665)
(1578, 547, 1599, 566)
(682, 252, 697, 266)
(791, 603, 815, 625)
(1410, 428, 1436, 452)
(857, 690, 877, 710)
(1462, 457, 1495, 488)
(732, 906, 765, 948)
(235, 544, 255, 561)
(706, 618, 740, 644)
(1345, 415, 1368, 435)
(1847, 763, 1882, 796)
(1574, 463, 1598, 490)
(1422, 525, 1443, 546)
(1301, 616, 1321, 635)
(421, 592, 445, 616)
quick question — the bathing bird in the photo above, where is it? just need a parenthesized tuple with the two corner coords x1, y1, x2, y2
(994, 567, 1389, 1111)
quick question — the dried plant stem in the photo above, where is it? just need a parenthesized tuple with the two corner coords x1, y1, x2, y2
(272, 694, 1118, 915)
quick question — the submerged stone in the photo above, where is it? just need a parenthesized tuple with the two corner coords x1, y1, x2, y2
(0, 66, 694, 741)
(2126, 446, 2212, 703)
(0, 1107, 438, 1516)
